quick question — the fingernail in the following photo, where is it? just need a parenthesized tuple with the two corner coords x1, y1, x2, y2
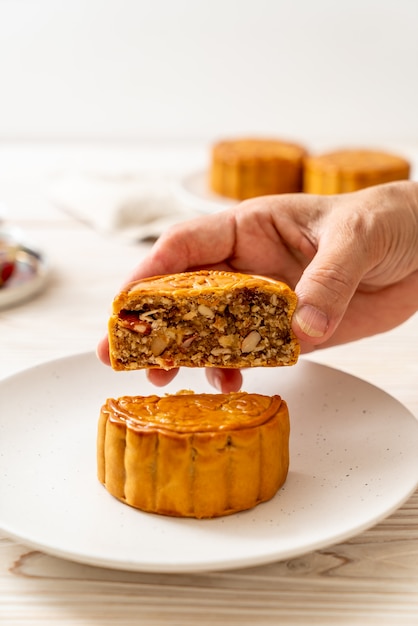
(294, 305, 328, 338)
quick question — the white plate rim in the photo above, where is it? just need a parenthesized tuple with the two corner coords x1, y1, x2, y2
(174, 169, 238, 214)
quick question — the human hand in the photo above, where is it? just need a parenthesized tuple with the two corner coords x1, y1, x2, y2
(97, 180, 418, 391)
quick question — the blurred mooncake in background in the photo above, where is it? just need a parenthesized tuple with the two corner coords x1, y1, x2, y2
(303, 148, 410, 194)
(210, 137, 308, 200)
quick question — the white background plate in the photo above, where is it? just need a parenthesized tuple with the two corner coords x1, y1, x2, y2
(0, 353, 417, 573)
(175, 169, 238, 213)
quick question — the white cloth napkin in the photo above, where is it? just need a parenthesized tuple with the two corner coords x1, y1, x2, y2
(48, 172, 200, 241)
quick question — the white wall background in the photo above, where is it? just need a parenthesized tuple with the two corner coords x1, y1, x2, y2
(0, 0, 417, 144)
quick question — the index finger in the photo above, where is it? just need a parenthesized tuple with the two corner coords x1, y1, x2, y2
(97, 209, 238, 367)
(127, 209, 238, 282)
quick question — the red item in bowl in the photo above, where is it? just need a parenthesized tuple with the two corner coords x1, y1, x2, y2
(0, 259, 15, 286)
(0, 239, 17, 287)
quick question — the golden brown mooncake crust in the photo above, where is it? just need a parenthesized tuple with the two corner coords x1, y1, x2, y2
(303, 148, 410, 194)
(108, 270, 300, 371)
(210, 138, 308, 200)
(97, 391, 290, 518)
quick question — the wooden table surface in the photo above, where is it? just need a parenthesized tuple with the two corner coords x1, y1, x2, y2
(0, 141, 417, 625)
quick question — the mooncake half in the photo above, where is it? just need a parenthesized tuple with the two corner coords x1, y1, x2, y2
(108, 270, 300, 371)
(97, 391, 290, 518)
(303, 148, 410, 194)
(210, 137, 307, 200)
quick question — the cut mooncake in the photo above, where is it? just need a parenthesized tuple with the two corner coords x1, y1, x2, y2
(97, 391, 290, 518)
(303, 148, 410, 194)
(210, 137, 308, 200)
(108, 270, 300, 371)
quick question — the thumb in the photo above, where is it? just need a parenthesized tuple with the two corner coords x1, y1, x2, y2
(292, 238, 368, 345)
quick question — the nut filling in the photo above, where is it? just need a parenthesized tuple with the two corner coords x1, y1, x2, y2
(110, 283, 299, 370)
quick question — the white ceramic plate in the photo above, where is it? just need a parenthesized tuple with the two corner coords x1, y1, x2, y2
(0, 353, 417, 573)
(175, 170, 238, 213)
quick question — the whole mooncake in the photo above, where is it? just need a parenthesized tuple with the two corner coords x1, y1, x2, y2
(97, 391, 290, 518)
(303, 148, 410, 194)
(108, 270, 300, 371)
(210, 137, 308, 200)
